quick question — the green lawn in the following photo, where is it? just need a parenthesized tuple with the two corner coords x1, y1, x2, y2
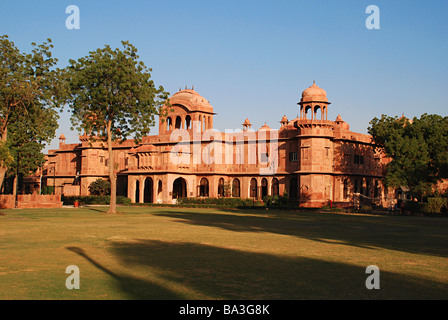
(0, 206, 447, 299)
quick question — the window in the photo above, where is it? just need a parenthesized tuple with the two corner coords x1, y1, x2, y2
(289, 152, 298, 162)
(232, 179, 240, 198)
(354, 155, 364, 165)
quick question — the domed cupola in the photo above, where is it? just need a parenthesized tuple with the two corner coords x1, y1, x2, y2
(298, 81, 331, 121)
(301, 81, 328, 103)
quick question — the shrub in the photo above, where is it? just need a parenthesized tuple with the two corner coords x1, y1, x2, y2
(62, 195, 131, 205)
(263, 194, 295, 209)
(88, 178, 111, 196)
(425, 197, 447, 214)
(41, 186, 54, 195)
(177, 197, 264, 208)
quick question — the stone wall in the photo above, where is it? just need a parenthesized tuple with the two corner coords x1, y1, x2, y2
(0, 194, 63, 209)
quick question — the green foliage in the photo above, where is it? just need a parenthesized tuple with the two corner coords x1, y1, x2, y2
(425, 197, 447, 214)
(0, 35, 63, 189)
(88, 178, 111, 196)
(62, 195, 131, 205)
(177, 197, 264, 208)
(65, 41, 170, 144)
(263, 194, 290, 208)
(65, 41, 169, 213)
(368, 114, 448, 199)
(41, 186, 54, 195)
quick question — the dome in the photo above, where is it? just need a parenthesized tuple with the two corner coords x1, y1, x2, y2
(301, 81, 328, 103)
(169, 89, 214, 114)
(242, 118, 252, 126)
(259, 122, 271, 130)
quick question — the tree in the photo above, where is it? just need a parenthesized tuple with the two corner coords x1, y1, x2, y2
(368, 114, 448, 200)
(88, 178, 111, 196)
(6, 103, 58, 202)
(65, 41, 170, 213)
(0, 35, 64, 191)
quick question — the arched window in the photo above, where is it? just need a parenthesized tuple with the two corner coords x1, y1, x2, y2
(175, 116, 182, 129)
(185, 115, 191, 129)
(232, 178, 240, 198)
(218, 178, 225, 197)
(272, 178, 279, 196)
(250, 178, 258, 198)
(167, 117, 172, 131)
(305, 106, 312, 119)
(314, 106, 321, 120)
(199, 178, 209, 197)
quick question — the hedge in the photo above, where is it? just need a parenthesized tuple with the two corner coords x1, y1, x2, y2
(177, 197, 265, 208)
(62, 195, 131, 205)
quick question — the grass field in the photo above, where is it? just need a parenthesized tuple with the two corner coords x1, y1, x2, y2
(0, 206, 447, 300)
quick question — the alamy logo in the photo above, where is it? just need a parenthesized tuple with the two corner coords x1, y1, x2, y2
(66, 5, 80, 30)
(365, 5, 380, 30)
(365, 265, 380, 289)
(65, 265, 80, 289)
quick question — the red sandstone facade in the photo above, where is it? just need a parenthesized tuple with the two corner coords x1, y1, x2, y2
(39, 83, 390, 208)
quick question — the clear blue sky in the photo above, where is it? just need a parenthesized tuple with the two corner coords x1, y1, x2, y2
(1, 0, 447, 152)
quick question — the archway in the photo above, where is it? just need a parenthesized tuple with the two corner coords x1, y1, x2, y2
(250, 178, 258, 199)
(175, 116, 182, 129)
(289, 177, 298, 198)
(217, 178, 225, 197)
(199, 178, 209, 197)
(261, 178, 268, 198)
(144, 177, 153, 203)
(135, 180, 140, 203)
(173, 177, 187, 199)
(232, 178, 240, 198)
(271, 178, 279, 196)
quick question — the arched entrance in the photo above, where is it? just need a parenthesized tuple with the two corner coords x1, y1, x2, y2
(199, 178, 209, 197)
(173, 177, 187, 199)
(250, 178, 258, 199)
(157, 180, 163, 202)
(135, 180, 140, 203)
(144, 177, 153, 203)
(261, 178, 268, 198)
(272, 178, 279, 196)
(289, 177, 298, 198)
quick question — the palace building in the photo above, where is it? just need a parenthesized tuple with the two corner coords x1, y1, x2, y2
(37, 82, 390, 208)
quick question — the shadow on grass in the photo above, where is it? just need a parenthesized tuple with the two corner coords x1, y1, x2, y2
(107, 239, 447, 300)
(154, 210, 448, 258)
(66, 246, 182, 299)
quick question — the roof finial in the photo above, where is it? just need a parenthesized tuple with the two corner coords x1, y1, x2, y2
(313, 80, 315, 85)
(192, 85, 194, 90)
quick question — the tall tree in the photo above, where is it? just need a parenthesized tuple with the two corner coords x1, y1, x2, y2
(66, 41, 169, 213)
(368, 114, 448, 200)
(0, 35, 64, 191)
(7, 102, 58, 202)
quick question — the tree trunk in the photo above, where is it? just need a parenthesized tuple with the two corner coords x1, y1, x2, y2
(0, 126, 8, 193)
(107, 121, 117, 213)
(13, 174, 18, 208)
